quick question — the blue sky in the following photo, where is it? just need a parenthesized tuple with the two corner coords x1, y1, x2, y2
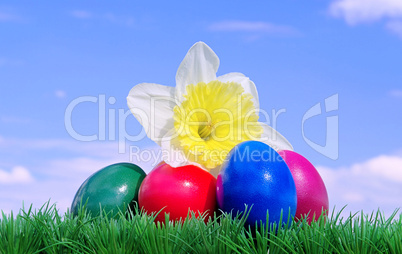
(1, 0, 402, 216)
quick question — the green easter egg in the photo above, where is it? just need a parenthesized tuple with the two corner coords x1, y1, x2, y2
(71, 162, 146, 217)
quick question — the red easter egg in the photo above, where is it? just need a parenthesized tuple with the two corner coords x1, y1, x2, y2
(138, 163, 217, 223)
(154, 161, 165, 168)
(278, 150, 329, 223)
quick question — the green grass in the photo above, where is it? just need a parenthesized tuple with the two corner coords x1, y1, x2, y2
(0, 202, 401, 254)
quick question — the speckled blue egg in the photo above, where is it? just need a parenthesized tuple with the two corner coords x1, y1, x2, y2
(217, 141, 297, 226)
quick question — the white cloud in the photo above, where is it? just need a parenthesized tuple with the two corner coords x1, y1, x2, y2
(0, 137, 120, 157)
(0, 137, 165, 169)
(0, 11, 22, 22)
(71, 10, 92, 19)
(55, 90, 66, 98)
(317, 154, 402, 217)
(0, 166, 34, 184)
(386, 21, 402, 38)
(329, 0, 402, 39)
(388, 89, 402, 98)
(0, 178, 80, 215)
(1, 134, 402, 219)
(70, 10, 135, 27)
(0, 57, 24, 67)
(350, 155, 402, 182)
(104, 13, 135, 26)
(208, 21, 298, 36)
(44, 157, 129, 179)
(0, 136, 161, 215)
(330, 0, 402, 24)
(0, 116, 30, 124)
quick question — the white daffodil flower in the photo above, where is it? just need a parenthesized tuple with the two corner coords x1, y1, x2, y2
(127, 42, 292, 173)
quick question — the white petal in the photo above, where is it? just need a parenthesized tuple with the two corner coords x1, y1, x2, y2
(160, 128, 189, 167)
(175, 42, 220, 102)
(259, 123, 293, 151)
(217, 72, 259, 110)
(127, 83, 176, 146)
(160, 129, 219, 174)
(160, 129, 212, 171)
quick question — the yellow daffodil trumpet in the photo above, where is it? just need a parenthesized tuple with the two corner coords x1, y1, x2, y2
(127, 42, 292, 173)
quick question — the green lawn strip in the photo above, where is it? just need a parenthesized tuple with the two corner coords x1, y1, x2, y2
(0, 201, 401, 254)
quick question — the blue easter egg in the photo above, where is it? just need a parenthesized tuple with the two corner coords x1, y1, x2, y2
(217, 141, 297, 226)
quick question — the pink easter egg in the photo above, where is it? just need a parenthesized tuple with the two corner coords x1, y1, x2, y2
(278, 150, 329, 223)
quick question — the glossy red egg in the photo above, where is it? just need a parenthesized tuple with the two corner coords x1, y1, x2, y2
(138, 163, 217, 223)
(278, 150, 329, 223)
